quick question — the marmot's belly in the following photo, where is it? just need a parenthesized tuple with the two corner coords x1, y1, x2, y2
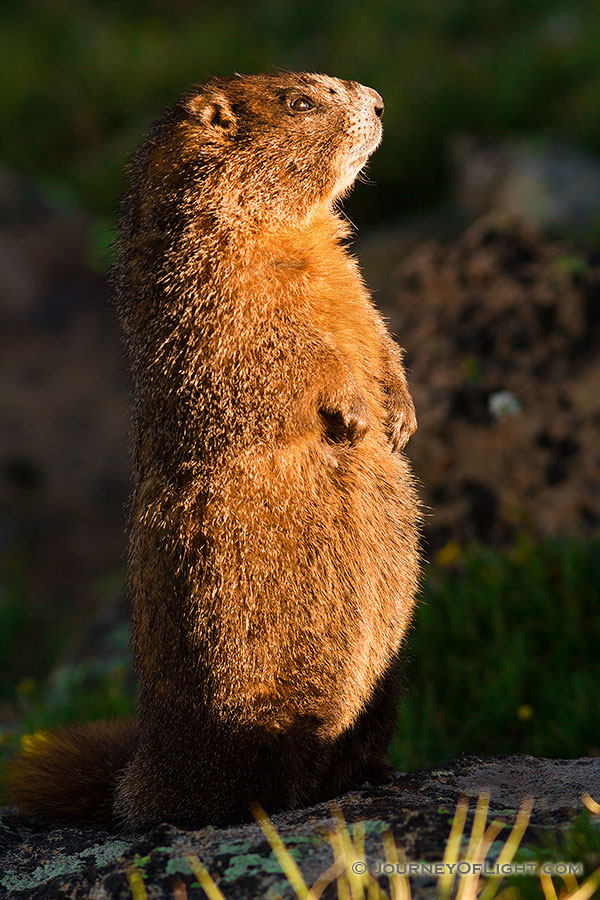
(199, 439, 419, 719)
(205, 438, 417, 580)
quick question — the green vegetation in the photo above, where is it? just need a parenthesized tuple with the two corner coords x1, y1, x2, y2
(0, 570, 65, 703)
(392, 534, 600, 769)
(0, 657, 135, 774)
(0, 553, 134, 770)
(509, 807, 600, 900)
(4, 0, 600, 241)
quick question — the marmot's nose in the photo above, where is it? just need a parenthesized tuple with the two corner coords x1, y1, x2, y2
(363, 86, 385, 119)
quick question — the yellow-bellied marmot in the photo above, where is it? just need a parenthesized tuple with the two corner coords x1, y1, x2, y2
(7, 72, 420, 831)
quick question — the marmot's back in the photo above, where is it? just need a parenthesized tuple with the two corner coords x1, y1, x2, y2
(7, 73, 421, 832)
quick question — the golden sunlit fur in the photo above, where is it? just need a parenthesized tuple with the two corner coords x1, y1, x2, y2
(7, 72, 420, 832)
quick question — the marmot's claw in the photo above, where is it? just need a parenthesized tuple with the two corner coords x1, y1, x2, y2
(320, 392, 370, 445)
(344, 394, 371, 444)
(389, 417, 416, 451)
(387, 399, 417, 452)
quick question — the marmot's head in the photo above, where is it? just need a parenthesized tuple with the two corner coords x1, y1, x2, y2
(138, 72, 384, 227)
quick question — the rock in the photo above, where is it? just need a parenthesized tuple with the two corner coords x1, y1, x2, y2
(1, 754, 598, 899)
(450, 136, 600, 236)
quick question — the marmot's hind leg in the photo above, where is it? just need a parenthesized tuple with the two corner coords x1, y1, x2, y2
(322, 653, 405, 796)
(114, 715, 334, 829)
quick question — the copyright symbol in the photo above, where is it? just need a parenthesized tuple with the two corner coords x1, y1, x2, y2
(352, 862, 367, 874)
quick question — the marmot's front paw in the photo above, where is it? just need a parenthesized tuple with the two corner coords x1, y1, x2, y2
(385, 383, 417, 452)
(319, 390, 370, 446)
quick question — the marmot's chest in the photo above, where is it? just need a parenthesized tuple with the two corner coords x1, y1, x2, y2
(255, 245, 383, 383)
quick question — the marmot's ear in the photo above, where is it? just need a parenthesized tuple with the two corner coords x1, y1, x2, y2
(186, 92, 237, 137)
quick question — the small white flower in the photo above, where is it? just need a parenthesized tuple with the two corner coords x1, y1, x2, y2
(488, 390, 521, 419)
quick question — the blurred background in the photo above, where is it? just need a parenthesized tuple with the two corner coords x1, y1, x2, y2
(1, 0, 599, 778)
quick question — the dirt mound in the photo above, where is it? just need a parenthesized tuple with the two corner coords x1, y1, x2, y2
(386, 219, 600, 551)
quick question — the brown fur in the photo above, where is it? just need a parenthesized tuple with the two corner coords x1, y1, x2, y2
(5, 719, 138, 829)
(6, 72, 420, 831)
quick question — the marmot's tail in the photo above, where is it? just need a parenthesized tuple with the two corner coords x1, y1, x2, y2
(4, 718, 138, 830)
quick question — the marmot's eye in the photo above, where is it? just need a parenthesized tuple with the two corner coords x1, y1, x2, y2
(289, 96, 315, 112)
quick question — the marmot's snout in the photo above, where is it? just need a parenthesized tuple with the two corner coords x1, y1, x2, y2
(363, 86, 384, 120)
(337, 83, 384, 191)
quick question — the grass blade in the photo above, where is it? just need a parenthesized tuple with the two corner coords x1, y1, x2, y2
(185, 854, 228, 900)
(126, 865, 148, 900)
(439, 796, 469, 899)
(251, 803, 312, 900)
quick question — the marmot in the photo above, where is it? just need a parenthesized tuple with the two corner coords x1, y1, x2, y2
(6, 72, 420, 831)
